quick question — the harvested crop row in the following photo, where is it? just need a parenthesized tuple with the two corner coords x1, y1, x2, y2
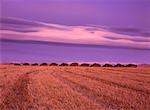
(52, 68, 150, 109)
(31, 70, 102, 110)
(65, 67, 150, 92)
(0, 65, 150, 110)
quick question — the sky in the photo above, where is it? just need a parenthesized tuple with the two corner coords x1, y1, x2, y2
(0, 0, 150, 64)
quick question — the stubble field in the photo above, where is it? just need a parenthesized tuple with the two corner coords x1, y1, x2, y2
(0, 65, 150, 110)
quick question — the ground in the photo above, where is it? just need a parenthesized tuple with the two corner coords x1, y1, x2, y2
(0, 65, 150, 110)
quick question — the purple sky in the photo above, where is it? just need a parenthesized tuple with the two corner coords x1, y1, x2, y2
(1, 0, 150, 28)
(0, 0, 150, 63)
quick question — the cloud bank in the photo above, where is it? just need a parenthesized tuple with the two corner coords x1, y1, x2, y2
(0, 17, 150, 49)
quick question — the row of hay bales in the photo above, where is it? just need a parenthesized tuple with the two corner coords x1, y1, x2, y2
(12, 63, 137, 67)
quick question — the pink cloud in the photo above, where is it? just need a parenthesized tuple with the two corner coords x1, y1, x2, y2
(0, 17, 150, 49)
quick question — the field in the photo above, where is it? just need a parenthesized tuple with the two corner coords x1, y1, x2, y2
(0, 65, 150, 110)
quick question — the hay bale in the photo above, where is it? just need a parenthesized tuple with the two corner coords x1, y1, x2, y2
(114, 64, 125, 67)
(80, 63, 90, 67)
(31, 63, 39, 66)
(50, 63, 58, 66)
(22, 63, 30, 66)
(126, 64, 137, 67)
(59, 63, 69, 66)
(90, 63, 101, 67)
(70, 63, 79, 66)
(103, 64, 113, 67)
(40, 63, 48, 66)
(14, 63, 21, 66)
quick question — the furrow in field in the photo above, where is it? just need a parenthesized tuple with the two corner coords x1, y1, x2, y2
(0, 68, 42, 110)
(65, 69, 150, 95)
(52, 71, 134, 110)
(1, 73, 30, 109)
(65, 69, 150, 94)
(0, 66, 32, 107)
(82, 67, 150, 79)
(85, 67, 150, 82)
(54, 69, 150, 109)
(33, 70, 102, 110)
(68, 67, 150, 89)
(104, 68, 150, 75)
(85, 68, 150, 90)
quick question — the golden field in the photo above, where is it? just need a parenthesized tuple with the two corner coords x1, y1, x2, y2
(0, 65, 150, 110)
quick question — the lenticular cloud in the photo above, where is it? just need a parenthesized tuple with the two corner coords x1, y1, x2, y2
(0, 17, 150, 49)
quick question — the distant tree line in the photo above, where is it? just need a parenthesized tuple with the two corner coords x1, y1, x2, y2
(12, 63, 137, 67)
